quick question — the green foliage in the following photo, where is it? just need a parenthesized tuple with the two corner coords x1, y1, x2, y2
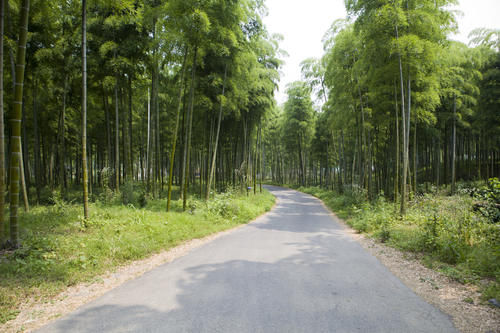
(121, 182, 135, 205)
(473, 178, 500, 223)
(481, 282, 500, 303)
(138, 190, 148, 208)
(282, 82, 316, 150)
(206, 191, 239, 220)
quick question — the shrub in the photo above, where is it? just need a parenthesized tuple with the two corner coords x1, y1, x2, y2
(138, 190, 148, 208)
(206, 191, 240, 219)
(467, 242, 500, 278)
(422, 215, 440, 251)
(121, 182, 135, 205)
(473, 178, 500, 223)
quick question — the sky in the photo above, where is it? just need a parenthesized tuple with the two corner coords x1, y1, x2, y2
(263, 0, 500, 105)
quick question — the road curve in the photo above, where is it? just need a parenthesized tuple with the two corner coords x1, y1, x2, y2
(38, 186, 457, 333)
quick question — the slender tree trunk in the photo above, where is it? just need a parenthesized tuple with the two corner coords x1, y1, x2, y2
(394, 82, 399, 201)
(103, 88, 112, 172)
(396, 24, 407, 215)
(298, 134, 304, 186)
(150, 19, 158, 197)
(32, 76, 41, 203)
(21, 100, 30, 192)
(114, 71, 120, 191)
(122, 86, 129, 182)
(206, 63, 227, 200)
(19, 142, 28, 212)
(253, 136, 257, 194)
(401, 68, 410, 214)
(155, 77, 160, 197)
(59, 75, 67, 194)
(179, 87, 187, 198)
(0, 0, 5, 245)
(81, 0, 89, 219)
(167, 48, 188, 211)
(356, 83, 368, 190)
(451, 95, 457, 194)
(88, 142, 92, 195)
(341, 130, 346, 188)
(259, 123, 263, 193)
(146, 88, 151, 192)
(413, 121, 417, 194)
(139, 100, 145, 182)
(182, 46, 197, 211)
(9, 0, 29, 247)
(128, 76, 133, 181)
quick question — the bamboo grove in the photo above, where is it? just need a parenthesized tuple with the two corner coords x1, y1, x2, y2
(0, 0, 281, 248)
(264, 0, 500, 213)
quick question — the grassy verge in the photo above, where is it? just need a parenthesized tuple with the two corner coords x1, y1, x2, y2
(0, 188, 275, 324)
(296, 185, 499, 303)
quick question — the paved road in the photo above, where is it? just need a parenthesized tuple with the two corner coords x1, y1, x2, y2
(39, 186, 457, 333)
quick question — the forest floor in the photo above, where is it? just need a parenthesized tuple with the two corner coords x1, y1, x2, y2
(0, 187, 275, 332)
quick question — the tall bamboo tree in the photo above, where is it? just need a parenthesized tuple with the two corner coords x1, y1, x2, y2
(9, 0, 30, 248)
(0, 0, 4, 245)
(167, 47, 188, 211)
(206, 63, 227, 200)
(82, 0, 89, 219)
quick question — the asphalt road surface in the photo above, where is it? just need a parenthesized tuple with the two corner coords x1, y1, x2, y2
(38, 186, 457, 333)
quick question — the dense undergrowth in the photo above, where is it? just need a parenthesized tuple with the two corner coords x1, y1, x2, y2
(297, 179, 499, 304)
(0, 185, 275, 324)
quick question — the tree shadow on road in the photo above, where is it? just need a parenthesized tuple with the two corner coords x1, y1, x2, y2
(40, 232, 456, 333)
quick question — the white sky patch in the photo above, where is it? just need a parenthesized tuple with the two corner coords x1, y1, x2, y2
(263, 0, 500, 105)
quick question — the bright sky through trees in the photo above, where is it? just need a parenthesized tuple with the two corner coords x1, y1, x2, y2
(264, 0, 500, 104)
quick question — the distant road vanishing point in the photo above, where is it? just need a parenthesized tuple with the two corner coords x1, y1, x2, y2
(38, 186, 457, 333)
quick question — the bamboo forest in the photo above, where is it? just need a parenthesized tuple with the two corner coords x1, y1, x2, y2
(0, 0, 499, 331)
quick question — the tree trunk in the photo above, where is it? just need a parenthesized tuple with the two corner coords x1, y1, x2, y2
(413, 121, 417, 194)
(298, 134, 304, 186)
(19, 142, 28, 212)
(0, 0, 5, 244)
(396, 23, 407, 215)
(451, 95, 457, 194)
(146, 88, 151, 192)
(114, 72, 120, 192)
(206, 63, 227, 200)
(150, 19, 158, 197)
(167, 48, 188, 211)
(182, 46, 197, 211)
(122, 86, 129, 182)
(356, 83, 368, 191)
(9, 0, 29, 248)
(81, 0, 89, 219)
(33, 76, 41, 203)
(59, 75, 67, 193)
(259, 123, 263, 193)
(394, 82, 399, 201)
(128, 76, 133, 181)
(155, 76, 160, 197)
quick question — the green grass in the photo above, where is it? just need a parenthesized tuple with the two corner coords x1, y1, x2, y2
(0, 187, 275, 324)
(297, 185, 499, 303)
